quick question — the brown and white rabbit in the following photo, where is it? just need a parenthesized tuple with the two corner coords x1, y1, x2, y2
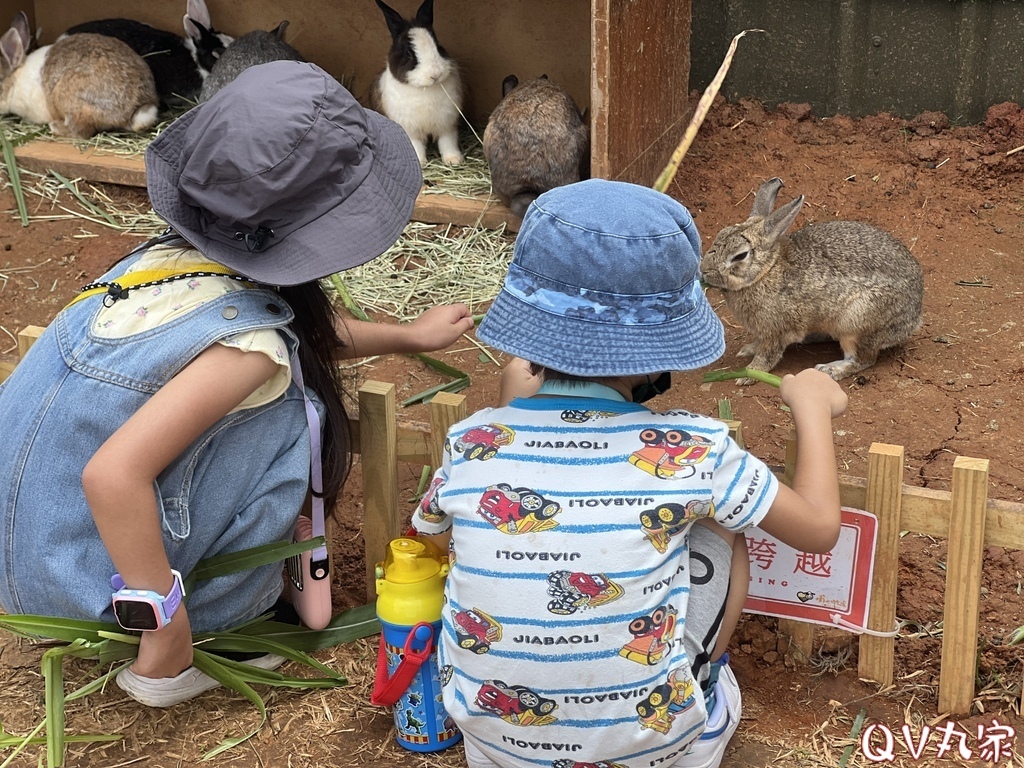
(369, 0, 463, 166)
(483, 74, 589, 217)
(61, 0, 233, 108)
(700, 177, 924, 381)
(199, 21, 303, 102)
(0, 13, 158, 138)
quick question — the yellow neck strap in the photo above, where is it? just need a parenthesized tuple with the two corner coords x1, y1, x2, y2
(64, 263, 246, 310)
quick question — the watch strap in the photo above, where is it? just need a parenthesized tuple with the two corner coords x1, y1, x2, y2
(111, 569, 186, 623)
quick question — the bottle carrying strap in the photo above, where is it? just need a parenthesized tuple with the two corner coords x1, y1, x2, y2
(371, 622, 435, 707)
(291, 352, 328, 568)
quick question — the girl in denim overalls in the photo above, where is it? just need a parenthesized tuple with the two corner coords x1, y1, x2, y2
(0, 61, 473, 707)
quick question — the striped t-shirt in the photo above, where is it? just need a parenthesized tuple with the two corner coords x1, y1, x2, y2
(412, 393, 778, 768)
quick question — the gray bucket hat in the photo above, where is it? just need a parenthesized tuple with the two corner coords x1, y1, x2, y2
(145, 60, 422, 285)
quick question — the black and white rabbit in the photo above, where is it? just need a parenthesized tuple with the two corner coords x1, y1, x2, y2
(61, 0, 233, 108)
(199, 21, 304, 102)
(369, 0, 464, 166)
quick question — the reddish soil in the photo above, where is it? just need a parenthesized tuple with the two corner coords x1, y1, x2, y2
(2, 96, 1024, 766)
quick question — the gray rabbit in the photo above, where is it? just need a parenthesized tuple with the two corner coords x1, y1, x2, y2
(700, 177, 924, 381)
(483, 74, 589, 217)
(199, 21, 303, 102)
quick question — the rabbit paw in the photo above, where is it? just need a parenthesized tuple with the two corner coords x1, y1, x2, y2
(815, 360, 859, 381)
(441, 152, 464, 166)
(736, 343, 756, 359)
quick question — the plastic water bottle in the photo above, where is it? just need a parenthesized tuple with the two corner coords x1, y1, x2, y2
(373, 537, 461, 752)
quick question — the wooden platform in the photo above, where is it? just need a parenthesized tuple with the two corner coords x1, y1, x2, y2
(12, 140, 521, 233)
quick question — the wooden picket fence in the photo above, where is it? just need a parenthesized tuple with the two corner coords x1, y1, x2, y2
(4, 325, 1024, 715)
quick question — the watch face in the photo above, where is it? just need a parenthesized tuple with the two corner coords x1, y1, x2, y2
(113, 598, 160, 631)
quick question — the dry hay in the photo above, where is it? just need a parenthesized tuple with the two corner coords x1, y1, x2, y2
(334, 221, 515, 321)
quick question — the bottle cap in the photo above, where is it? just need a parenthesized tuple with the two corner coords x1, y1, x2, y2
(382, 537, 443, 584)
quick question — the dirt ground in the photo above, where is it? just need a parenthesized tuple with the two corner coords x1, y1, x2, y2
(2, 95, 1024, 766)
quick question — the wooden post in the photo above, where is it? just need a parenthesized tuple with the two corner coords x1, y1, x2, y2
(939, 456, 989, 714)
(858, 443, 905, 686)
(778, 427, 813, 662)
(359, 381, 400, 603)
(427, 392, 467, 470)
(18, 325, 44, 359)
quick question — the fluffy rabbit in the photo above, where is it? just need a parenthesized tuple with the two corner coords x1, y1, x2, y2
(483, 74, 589, 217)
(0, 13, 159, 139)
(700, 177, 924, 381)
(62, 0, 233, 108)
(199, 21, 304, 102)
(369, 0, 463, 166)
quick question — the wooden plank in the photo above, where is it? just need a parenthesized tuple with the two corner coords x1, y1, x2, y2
(0, 360, 15, 384)
(412, 192, 520, 232)
(358, 381, 400, 603)
(427, 391, 467, 470)
(939, 456, 989, 714)
(591, 0, 612, 180)
(13, 142, 147, 187)
(858, 443, 904, 686)
(777, 619, 814, 664)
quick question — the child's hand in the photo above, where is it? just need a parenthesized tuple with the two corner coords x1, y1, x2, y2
(499, 357, 542, 405)
(780, 369, 848, 419)
(406, 304, 474, 352)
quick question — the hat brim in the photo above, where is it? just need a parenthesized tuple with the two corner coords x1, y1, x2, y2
(145, 106, 421, 286)
(477, 287, 726, 377)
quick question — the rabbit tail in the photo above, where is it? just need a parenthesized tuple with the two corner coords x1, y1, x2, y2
(130, 104, 159, 132)
(510, 192, 538, 218)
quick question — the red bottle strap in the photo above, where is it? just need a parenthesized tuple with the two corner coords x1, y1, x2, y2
(370, 622, 435, 707)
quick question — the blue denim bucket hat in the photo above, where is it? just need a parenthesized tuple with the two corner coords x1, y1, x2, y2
(477, 179, 725, 376)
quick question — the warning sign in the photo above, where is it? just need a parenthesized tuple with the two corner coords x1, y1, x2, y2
(742, 508, 877, 629)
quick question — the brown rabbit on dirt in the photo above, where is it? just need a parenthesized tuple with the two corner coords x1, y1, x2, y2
(483, 74, 589, 217)
(700, 177, 924, 381)
(0, 13, 158, 139)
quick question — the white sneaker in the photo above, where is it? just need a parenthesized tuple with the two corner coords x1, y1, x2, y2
(677, 657, 742, 768)
(116, 654, 286, 707)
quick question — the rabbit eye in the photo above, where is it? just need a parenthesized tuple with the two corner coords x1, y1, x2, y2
(729, 250, 749, 265)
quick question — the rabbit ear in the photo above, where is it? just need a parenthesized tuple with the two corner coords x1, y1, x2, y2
(761, 194, 804, 246)
(10, 11, 30, 52)
(0, 27, 24, 68)
(375, 0, 407, 39)
(750, 177, 784, 218)
(414, 0, 434, 27)
(501, 75, 518, 98)
(185, 0, 212, 36)
(271, 20, 289, 39)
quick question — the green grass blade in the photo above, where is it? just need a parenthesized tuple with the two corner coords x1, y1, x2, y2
(701, 368, 783, 388)
(235, 603, 380, 652)
(0, 615, 117, 644)
(193, 634, 344, 680)
(0, 128, 29, 227)
(188, 537, 325, 583)
(0, 722, 44, 768)
(412, 352, 469, 379)
(328, 274, 371, 321)
(401, 377, 471, 407)
(42, 648, 66, 768)
(190, 650, 267, 760)
(0, 732, 120, 748)
(717, 398, 734, 420)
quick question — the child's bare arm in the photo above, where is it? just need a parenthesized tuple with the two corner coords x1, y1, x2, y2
(337, 304, 474, 358)
(756, 369, 848, 553)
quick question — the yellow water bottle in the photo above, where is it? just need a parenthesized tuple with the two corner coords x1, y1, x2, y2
(371, 537, 461, 751)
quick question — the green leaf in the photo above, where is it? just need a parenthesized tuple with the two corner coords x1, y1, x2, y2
(191, 633, 344, 680)
(327, 274, 371, 321)
(42, 648, 66, 768)
(0, 128, 28, 227)
(191, 650, 267, 760)
(235, 603, 380, 652)
(401, 377, 471, 407)
(188, 537, 325, 584)
(702, 368, 783, 388)
(717, 398, 733, 420)
(412, 352, 468, 379)
(0, 615, 118, 644)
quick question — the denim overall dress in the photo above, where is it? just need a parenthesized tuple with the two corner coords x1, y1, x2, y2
(0, 253, 318, 632)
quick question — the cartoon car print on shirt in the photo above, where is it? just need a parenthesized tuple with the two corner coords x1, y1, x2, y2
(453, 607, 503, 653)
(418, 476, 447, 524)
(476, 483, 561, 534)
(476, 679, 558, 726)
(619, 604, 677, 665)
(628, 428, 712, 479)
(635, 666, 697, 734)
(559, 408, 620, 424)
(451, 423, 514, 461)
(639, 499, 714, 553)
(546, 570, 625, 615)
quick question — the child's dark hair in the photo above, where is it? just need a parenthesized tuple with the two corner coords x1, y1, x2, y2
(143, 231, 352, 511)
(527, 362, 590, 385)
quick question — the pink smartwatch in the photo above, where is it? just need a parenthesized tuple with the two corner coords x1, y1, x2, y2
(110, 570, 185, 631)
